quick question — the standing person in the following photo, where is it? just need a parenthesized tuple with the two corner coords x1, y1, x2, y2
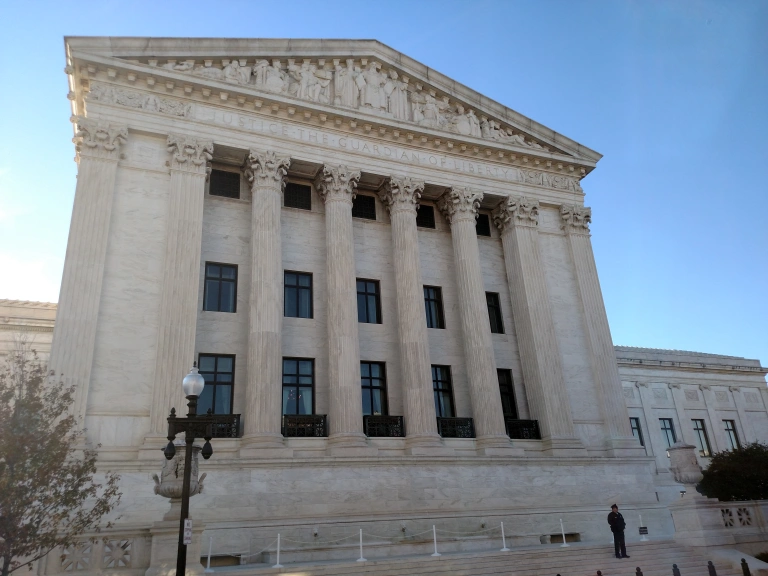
(607, 504, 630, 559)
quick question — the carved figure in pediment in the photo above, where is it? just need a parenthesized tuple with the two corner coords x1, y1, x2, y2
(384, 70, 409, 121)
(334, 59, 360, 107)
(143, 94, 159, 112)
(453, 105, 472, 135)
(222, 60, 252, 85)
(313, 65, 333, 104)
(361, 62, 387, 112)
(192, 64, 224, 81)
(253, 59, 270, 87)
(162, 60, 194, 72)
(466, 110, 481, 138)
(265, 61, 289, 94)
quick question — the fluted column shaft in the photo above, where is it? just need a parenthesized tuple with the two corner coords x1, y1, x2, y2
(437, 188, 509, 448)
(561, 205, 638, 454)
(316, 165, 367, 447)
(379, 177, 440, 444)
(493, 197, 580, 452)
(149, 135, 213, 433)
(49, 118, 127, 424)
(242, 151, 291, 443)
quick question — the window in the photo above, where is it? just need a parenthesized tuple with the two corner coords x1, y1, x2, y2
(352, 194, 377, 220)
(284, 272, 312, 318)
(203, 263, 237, 313)
(198, 355, 234, 415)
(416, 205, 436, 229)
(432, 365, 455, 418)
(724, 420, 741, 450)
(282, 358, 314, 415)
(476, 213, 492, 237)
(424, 286, 445, 329)
(284, 182, 312, 210)
(692, 419, 712, 457)
(629, 417, 645, 447)
(659, 418, 677, 448)
(498, 369, 518, 419)
(357, 279, 381, 324)
(486, 292, 504, 334)
(209, 169, 241, 199)
(361, 362, 388, 416)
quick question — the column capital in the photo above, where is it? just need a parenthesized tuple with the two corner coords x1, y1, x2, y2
(243, 149, 291, 190)
(72, 116, 127, 161)
(315, 164, 361, 204)
(167, 134, 213, 175)
(560, 204, 592, 235)
(436, 187, 483, 224)
(379, 175, 425, 214)
(492, 195, 539, 232)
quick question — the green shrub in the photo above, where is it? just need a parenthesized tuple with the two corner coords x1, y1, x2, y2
(697, 443, 768, 501)
(755, 551, 768, 563)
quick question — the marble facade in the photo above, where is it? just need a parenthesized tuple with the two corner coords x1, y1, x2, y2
(45, 37, 767, 568)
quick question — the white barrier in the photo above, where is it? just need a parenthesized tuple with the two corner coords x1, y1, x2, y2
(431, 525, 441, 557)
(559, 518, 570, 548)
(500, 522, 510, 552)
(272, 533, 283, 569)
(357, 529, 366, 562)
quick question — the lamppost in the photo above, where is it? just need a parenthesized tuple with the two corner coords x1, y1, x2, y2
(162, 363, 222, 576)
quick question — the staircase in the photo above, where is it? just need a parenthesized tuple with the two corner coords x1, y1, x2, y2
(215, 540, 742, 575)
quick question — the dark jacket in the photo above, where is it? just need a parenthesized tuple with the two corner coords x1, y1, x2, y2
(607, 511, 626, 533)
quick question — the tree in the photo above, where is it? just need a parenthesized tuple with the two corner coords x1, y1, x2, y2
(698, 442, 768, 501)
(0, 345, 121, 576)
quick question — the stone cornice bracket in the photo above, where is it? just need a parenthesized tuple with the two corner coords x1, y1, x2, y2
(166, 134, 214, 175)
(243, 149, 291, 191)
(668, 382, 681, 389)
(72, 116, 127, 162)
(560, 204, 592, 235)
(699, 384, 711, 391)
(378, 175, 425, 214)
(491, 195, 539, 233)
(729, 386, 741, 392)
(635, 382, 648, 388)
(436, 187, 483, 224)
(314, 164, 361, 205)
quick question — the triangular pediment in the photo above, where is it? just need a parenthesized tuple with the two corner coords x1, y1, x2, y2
(65, 37, 602, 173)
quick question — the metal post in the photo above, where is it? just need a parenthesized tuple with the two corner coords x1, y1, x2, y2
(272, 534, 283, 569)
(500, 522, 509, 552)
(356, 529, 366, 562)
(640, 513, 649, 541)
(741, 558, 752, 576)
(176, 434, 194, 576)
(431, 525, 441, 557)
(204, 536, 213, 573)
(559, 518, 569, 547)
(708, 560, 718, 575)
(673, 564, 681, 576)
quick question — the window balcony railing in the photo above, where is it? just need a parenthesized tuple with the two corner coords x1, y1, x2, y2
(436, 417, 475, 438)
(209, 413, 242, 438)
(363, 415, 405, 437)
(282, 414, 328, 438)
(505, 418, 541, 440)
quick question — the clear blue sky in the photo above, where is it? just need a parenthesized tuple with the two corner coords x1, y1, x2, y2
(1, 0, 766, 362)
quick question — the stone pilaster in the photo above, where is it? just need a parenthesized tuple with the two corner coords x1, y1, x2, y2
(49, 117, 127, 426)
(729, 386, 754, 444)
(148, 135, 213, 436)
(240, 150, 292, 456)
(560, 204, 641, 456)
(315, 165, 372, 454)
(492, 196, 584, 455)
(437, 188, 513, 455)
(378, 176, 445, 453)
(699, 385, 726, 453)
(668, 383, 699, 449)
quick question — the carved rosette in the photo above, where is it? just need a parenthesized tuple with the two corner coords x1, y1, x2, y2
(378, 175, 425, 214)
(491, 195, 539, 233)
(243, 149, 291, 191)
(436, 187, 483, 224)
(166, 134, 213, 175)
(560, 204, 592, 235)
(72, 116, 128, 161)
(314, 164, 361, 204)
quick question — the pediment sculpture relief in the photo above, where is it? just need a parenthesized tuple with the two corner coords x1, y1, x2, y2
(141, 57, 556, 152)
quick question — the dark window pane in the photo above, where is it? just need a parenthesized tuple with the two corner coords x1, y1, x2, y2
(362, 390, 373, 416)
(204, 280, 219, 311)
(432, 365, 454, 417)
(220, 282, 235, 313)
(215, 386, 232, 414)
(486, 293, 504, 334)
(298, 388, 313, 415)
(197, 354, 235, 415)
(299, 360, 313, 374)
(198, 386, 214, 415)
(416, 205, 436, 229)
(367, 295, 378, 323)
(284, 182, 312, 210)
(207, 265, 221, 277)
(199, 356, 216, 372)
(298, 290, 311, 318)
(285, 287, 297, 317)
(283, 387, 297, 415)
(204, 263, 238, 313)
(370, 389, 385, 415)
(357, 280, 381, 324)
(360, 361, 387, 417)
(357, 294, 367, 322)
(285, 273, 296, 285)
(476, 214, 492, 237)
(217, 357, 233, 372)
(221, 266, 236, 279)
(210, 169, 241, 199)
(424, 286, 445, 329)
(298, 274, 311, 287)
(352, 195, 377, 220)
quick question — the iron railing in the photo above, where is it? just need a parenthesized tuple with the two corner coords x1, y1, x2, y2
(363, 415, 405, 437)
(505, 418, 541, 440)
(436, 417, 475, 438)
(209, 414, 241, 438)
(282, 414, 327, 437)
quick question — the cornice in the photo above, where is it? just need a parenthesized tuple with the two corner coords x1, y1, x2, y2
(616, 357, 768, 376)
(0, 299, 57, 309)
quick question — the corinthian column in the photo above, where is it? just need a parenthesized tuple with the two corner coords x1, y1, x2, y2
(378, 176, 445, 453)
(492, 196, 584, 455)
(49, 117, 127, 427)
(148, 135, 213, 436)
(437, 188, 513, 455)
(561, 205, 641, 456)
(240, 150, 292, 456)
(315, 165, 373, 455)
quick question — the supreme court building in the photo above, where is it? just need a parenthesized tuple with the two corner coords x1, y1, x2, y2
(47, 37, 768, 569)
